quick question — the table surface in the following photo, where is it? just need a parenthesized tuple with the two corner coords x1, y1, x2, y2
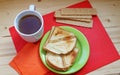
(0, 0, 120, 75)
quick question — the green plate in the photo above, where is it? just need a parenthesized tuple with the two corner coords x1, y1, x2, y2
(39, 26, 90, 74)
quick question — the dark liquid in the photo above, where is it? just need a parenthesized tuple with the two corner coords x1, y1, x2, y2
(18, 15, 41, 34)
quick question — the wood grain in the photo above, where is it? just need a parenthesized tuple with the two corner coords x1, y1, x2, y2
(89, 0, 120, 54)
(0, 0, 120, 75)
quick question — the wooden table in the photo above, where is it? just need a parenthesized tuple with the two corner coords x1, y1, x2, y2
(0, 0, 120, 75)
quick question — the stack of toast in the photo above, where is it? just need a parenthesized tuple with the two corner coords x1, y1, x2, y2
(55, 8, 97, 28)
(43, 26, 79, 71)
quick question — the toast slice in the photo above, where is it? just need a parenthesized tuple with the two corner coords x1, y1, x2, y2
(43, 26, 77, 54)
(46, 48, 79, 71)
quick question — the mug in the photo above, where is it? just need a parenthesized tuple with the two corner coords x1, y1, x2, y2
(14, 5, 44, 42)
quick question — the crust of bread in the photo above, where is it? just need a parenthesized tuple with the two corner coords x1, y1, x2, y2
(43, 26, 55, 49)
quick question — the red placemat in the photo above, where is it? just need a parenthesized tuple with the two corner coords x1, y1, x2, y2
(9, 1, 120, 75)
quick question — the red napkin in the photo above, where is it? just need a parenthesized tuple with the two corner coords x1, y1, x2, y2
(9, 1, 120, 75)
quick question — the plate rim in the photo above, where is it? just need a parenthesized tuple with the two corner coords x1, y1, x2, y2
(39, 26, 90, 74)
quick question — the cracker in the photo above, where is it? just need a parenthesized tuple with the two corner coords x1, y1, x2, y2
(61, 8, 97, 16)
(73, 18, 92, 23)
(55, 10, 92, 19)
(56, 18, 93, 28)
(56, 17, 91, 23)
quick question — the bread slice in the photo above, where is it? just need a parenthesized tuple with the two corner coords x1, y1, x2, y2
(46, 48, 79, 71)
(43, 26, 77, 54)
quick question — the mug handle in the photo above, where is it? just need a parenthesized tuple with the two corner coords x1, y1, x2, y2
(29, 4, 35, 11)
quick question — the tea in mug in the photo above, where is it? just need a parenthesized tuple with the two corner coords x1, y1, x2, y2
(18, 15, 41, 34)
